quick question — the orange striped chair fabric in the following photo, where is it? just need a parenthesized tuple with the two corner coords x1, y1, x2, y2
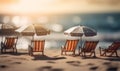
(82, 41, 98, 52)
(79, 41, 99, 57)
(1, 37, 18, 53)
(5, 37, 16, 49)
(32, 40, 45, 52)
(28, 40, 45, 55)
(61, 39, 79, 55)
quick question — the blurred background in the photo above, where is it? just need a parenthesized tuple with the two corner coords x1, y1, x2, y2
(0, 0, 120, 49)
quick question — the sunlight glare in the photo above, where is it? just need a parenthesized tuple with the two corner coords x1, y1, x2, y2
(3, 16, 10, 24)
(37, 16, 48, 24)
(12, 16, 20, 27)
(20, 16, 30, 25)
(51, 24, 63, 32)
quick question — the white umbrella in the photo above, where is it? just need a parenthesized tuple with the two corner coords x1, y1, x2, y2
(15, 24, 50, 40)
(64, 25, 97, 37)
(64, 25, 97, 47)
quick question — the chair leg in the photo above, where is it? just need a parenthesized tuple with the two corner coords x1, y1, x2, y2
(61, 51, 63, 55)
(13, 48, 17, 53)
(99, 47, 102, 56)
(42, 51, 44, 55)
(81, 52, 83, 56)
(79, 51, 84, 56)
(28, 47, 33, 56)
(29, 51, 33, 56)
(83, 52, 86, 57)
(4, 49, 6, 53)
(1, 47, 3, 53)
(73, 51, 75, 56)
(115, 51, 119, 57)
(15, 49, 17, 53)
(109, 51, 118, 57)
(101, 51, 106, 56)
(93, 51, 96, 57)
(1, 42, 6, 53)
(78, 48, 80, 55)
(1, 49, 2, 53)
(65, 52, 67, 55)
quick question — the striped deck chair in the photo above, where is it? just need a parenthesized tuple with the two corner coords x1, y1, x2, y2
(61, 39, 79, 56)
(28, 40, 45, 56)
(79, 41, 99, 57)
(99, 41, 120, 57)
(1, 37, 18, 53)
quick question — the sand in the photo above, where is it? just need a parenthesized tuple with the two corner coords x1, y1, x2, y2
(0, 49, 120, 71)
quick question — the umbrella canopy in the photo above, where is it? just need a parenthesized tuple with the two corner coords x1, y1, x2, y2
(64, 25, 97, 37)
(15, 24, 50, 36)
(64, 25, 97, 53)
(0, 24, 19, 36)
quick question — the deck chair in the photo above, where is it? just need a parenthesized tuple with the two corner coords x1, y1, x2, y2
(28, 40, 45, 56)
(61, 39, 79, 56)
(1, 37, 18, 53)
(99, 41, 120, 57)
(79, 41, 99, 57)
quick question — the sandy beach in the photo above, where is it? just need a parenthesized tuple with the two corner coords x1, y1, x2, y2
(0, 49, 120, 71)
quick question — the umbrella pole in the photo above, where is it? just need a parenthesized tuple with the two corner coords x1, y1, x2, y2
(1, 24, 3, 41)
(81, 36, 82, 48)
(78, 36, 82, 55)
(32, 36, 34, 40)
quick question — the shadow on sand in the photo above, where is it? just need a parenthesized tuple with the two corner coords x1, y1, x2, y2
(107, 67, 118, 71)
(32, 55, 66, 60)
(79, 56, 120, 62)
(102, 57, 120, 62)
(37, 66, 63, 71)
(0, 65, 8, 69)
(66, 61, 81, 67)
(0, 52, 28, 56)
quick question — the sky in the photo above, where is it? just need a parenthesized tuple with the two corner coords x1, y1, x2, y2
(0, 0, 120, 15)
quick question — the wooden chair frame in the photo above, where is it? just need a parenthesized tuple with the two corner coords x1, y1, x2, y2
(99, 41, 120, 57)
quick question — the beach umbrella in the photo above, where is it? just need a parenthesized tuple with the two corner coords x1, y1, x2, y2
(0, 24, 19, 36)
(64, 25, 97, 47)
(0, 24, 19, 41)
(15, 24, 50, 40)
(64, 25, 97, 37)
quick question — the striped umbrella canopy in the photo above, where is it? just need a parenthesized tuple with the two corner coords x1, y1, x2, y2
(64, 25, 97, 37)
(15, 24, 50, 39)
(0, 24, 19, 36)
